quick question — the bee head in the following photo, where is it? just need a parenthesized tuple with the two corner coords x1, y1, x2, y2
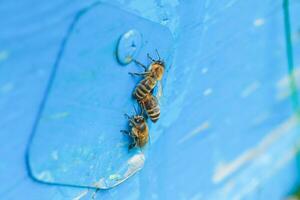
(154, 60, 165, 68)
(148, 50, 165, 68)
(134, 115, 145, 124)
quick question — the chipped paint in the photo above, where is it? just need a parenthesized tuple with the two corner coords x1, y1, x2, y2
(0, 82, 14, 93)
(212, 116, 297, 183)
(241, 81, 260, 98)
(251, 112, 270, 126)
(93, 178, 106, 188)
(92, 153, 145, 189)
(201, 67, 208, 74)
(0, 50, 9, 62)
(109, 174, 121, 180)
(178, 121, 210, 144)
(36, 171, 54, 182)
(203, 88, 213, 96)
(47, 112, 70, 120)
(253, 18, 265, 27)
(51, 150, 59, 160)
(221, 180, 236, 197)
(72, 190, 89, 200)
(124, 153, 145, 177)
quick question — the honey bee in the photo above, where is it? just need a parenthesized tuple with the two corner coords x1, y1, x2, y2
(129, 50, 165, 101)
(120, 112, 149, 149)
(139, 93, 160, 123)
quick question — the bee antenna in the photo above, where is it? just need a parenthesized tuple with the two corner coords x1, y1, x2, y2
(133, 103, 138, 115)
(137, 103, 144, 116)
(155, 49, 161, 60)
(147, 53, 155, 62)
(124, 113, 131, 119)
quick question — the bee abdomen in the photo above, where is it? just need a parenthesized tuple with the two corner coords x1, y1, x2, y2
(147, 107, 160, 123)
(133, 77, 156, 100)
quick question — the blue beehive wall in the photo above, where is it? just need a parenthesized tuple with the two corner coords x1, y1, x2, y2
(1, 0, 300, 199)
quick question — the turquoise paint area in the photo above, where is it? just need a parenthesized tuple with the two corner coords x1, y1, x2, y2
(0, 0, 300, 199)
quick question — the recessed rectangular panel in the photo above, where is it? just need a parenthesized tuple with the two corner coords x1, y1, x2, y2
(28, 3, 173, 189)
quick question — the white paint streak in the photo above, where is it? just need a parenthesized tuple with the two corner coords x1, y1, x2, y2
(232, 178, 260, 200)
(93, 178, 106, 188)
(273, 145, 298, 171)
(92, 153, 145, 189)
(253, 18, 265, 27)
(37, 171, 54, 182)
(276, 67, 300, 100)
(72, 190, 89, 200)
(203, 88, 213, 96)
(109, 174, 121, 180)
(251, 112, 270, 126)
(124, 153, 145, 177)
(212, 116, 297, 183)
(241, 81, 260, 98)
(219, 180, 236, 198)
(231, 146, 300, 200)
(48, 112, 69, 120)
(178, 121, 210, 144)
(156, 81, 163, 100)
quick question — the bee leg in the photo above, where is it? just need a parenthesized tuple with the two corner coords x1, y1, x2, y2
(128, 72, 150, 76)
(147, 53, 155, 62)
(120, 130, 130, 135)
(124, 113, 131, 119)
(138, 102, 146, 117)
(128, 142, 136, 150)
(129, 119, 138, 127)
(133, 59, 147, 71)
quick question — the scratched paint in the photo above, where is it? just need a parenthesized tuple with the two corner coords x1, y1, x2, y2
(177, 121, 211, 144)
(213, 116, 298, 184)
(240, 81, 260, 98)
(208, 124, 300, 200)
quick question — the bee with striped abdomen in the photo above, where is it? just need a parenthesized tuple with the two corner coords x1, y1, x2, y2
(120, 111, 149, 150)
(129, 50, 165, 101)
(139, 93, 160, 123)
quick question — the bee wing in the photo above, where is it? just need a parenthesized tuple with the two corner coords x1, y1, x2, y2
(152, 94, 159, 105)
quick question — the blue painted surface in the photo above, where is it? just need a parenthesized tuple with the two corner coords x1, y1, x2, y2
(28, 3, 174, 189)
(0, 0, 300, 199)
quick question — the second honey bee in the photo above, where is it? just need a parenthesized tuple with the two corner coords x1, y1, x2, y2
(139, 93, 160, 123)
(120, 112, 149, 149)
(130, 50, 165, 101)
